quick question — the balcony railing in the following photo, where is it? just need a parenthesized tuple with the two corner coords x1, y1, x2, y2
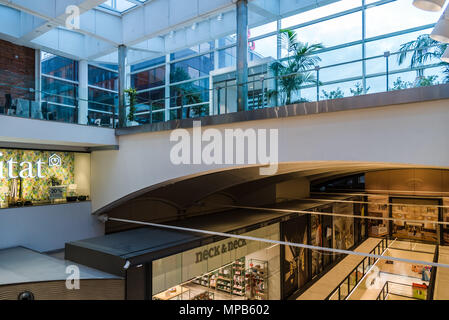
(376, 281, 422, 300)
(326, 237, 389, 300)
(0, 45, 447, 128)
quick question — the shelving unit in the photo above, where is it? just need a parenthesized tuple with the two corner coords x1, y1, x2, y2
(245, 259, 268, 300)
(191, 257, 247, 298)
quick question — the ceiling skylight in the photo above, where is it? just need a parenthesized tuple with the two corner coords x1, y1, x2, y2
(100, 0, 148, 14)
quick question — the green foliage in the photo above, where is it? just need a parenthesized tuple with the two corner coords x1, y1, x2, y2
(270, 29, 323, 105)
(398, 34, 448, 79)
(124, 88, 137, 122)
(321, 87, 344, 100)
(350, 82, 370, 96)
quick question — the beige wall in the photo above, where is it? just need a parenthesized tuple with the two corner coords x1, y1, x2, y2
(91, 99, 449, 212)
(74, 152, 91, 196)
(366, 169, 449, 195)
(276, 178, 310, 202)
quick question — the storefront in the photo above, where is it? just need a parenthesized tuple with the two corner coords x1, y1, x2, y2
(66, 196, 366, 300)
(0, 148, 91, 208)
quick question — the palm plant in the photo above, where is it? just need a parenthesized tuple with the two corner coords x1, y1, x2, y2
(398, 34, 448, 80)
(269, 29, 323, 105)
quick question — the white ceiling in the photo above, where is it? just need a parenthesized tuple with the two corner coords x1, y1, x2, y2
(0, 0, 341, 65)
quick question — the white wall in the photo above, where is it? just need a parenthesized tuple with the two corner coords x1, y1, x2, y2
(0, 115, 117, 147)
(0, 202, 103, 252)
(91, 99, 449, 212)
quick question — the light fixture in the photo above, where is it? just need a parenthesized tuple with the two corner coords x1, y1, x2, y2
(168, 30, 175, 38)
(413, 0, 446, 11)
(430, 7, 449, 43)
(191, 22, 197, 31)
(442, 47, 449, 62)
(217, 13, 223, 21)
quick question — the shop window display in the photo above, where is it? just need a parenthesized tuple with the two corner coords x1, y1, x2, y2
(333, 202, 355, 251)
(367, 195, 389, 237)
(391, 198, 439, 243)
(0, 149, 90, 208)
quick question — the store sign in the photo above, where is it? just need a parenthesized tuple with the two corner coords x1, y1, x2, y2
(194, 239, 247, 263)
(0, 152, 61, 179)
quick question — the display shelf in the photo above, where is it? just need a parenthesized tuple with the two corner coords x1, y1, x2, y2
(245, 259, 268, 300)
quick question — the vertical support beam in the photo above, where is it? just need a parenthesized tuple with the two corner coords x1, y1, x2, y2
(34, 49, 42, 104)
(276, 19, 282, 60)
(78, 60, 89, 125)
(165, 53, 171, 121)
(236, 0, 248, 112)
(118, 45, 128, 127)
(362, 0, 367, 94)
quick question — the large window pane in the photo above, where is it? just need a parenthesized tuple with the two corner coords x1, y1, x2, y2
(282, 0, 362, 29)
(170, 53, 214, 82)
(131, 56, 166, 73)
(366, 0, 440, 38)
(250, 35, 277, 62)
(132, 66, 165, 91)
(88, 87, 117, 113)
(41, 54, 78, 81)
(285, 11, 362, 56)
(218, 46, 236, 69)
(171, 42, 215, 61)
(41, 76, 77, 106)
(88, 65, 118, 91)
(170, 78, 209, 108)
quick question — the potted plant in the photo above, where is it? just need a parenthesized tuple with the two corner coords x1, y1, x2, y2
(268, 29, 323, 105)
(125, 88, 138, 124)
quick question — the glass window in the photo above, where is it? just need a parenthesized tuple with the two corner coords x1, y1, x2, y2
(249, 22, 277, 39)
(218, 46, 236, 69)
(170, 78, 209, 108)
(218, 34, 236, 48)
(249, 35, 277, 62)
(170, 53, 214, 83)
(42, 54, 78, 81)
(286, 11, 362, 51)
(137, 89, 165, 111)
(282, 0, 362, 29)
(41, 76, 78, 106)
(88, 87, 117, 113)
(132, 66, 165, 91)
(131, 56, 166, 73)
(88, 65, 118, 91)
(171, 42, 215, 61)
(366, 0, 440, 38)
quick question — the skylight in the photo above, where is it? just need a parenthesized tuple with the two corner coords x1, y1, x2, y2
(100, 0, 148, 14)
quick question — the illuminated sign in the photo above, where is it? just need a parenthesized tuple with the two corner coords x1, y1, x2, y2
(0, 152, 60, 179)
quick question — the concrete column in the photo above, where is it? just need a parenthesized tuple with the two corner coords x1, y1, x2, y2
(78, 60, 89, 125)
(34, 49, 42, 104)
(165, 53, 171, 121)
(236, 0, 248, 112)
(118, 45, 128, 127)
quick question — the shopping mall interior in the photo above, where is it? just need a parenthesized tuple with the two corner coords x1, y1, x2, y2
(1, 0, 449, 301)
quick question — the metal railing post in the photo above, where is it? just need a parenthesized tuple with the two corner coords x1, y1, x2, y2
(384, 51, 390, 92)
(261, 76, 265, 108)
(315, 66, 320, 101)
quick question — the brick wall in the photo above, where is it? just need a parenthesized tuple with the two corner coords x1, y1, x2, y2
(0, 39, 35, 106)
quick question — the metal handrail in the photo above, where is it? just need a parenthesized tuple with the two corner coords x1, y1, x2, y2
(0, 44, 446, 127)
(325, 237, 388, 300)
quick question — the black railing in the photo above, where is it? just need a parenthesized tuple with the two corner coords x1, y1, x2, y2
(325, 237, 388, 300)
(376, 281, 421, 300)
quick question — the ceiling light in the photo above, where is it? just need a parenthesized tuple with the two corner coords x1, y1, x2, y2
(430, 7, 449, 43)
(442, 47, 449, 62)
(169, 30, 175, 38)
(413, 0, 446, 11)
(217, 13, 223, 21)
(191, 22, 197, 31)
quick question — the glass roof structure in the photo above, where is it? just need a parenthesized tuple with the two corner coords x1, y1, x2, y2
(100, 0, 149, 14)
